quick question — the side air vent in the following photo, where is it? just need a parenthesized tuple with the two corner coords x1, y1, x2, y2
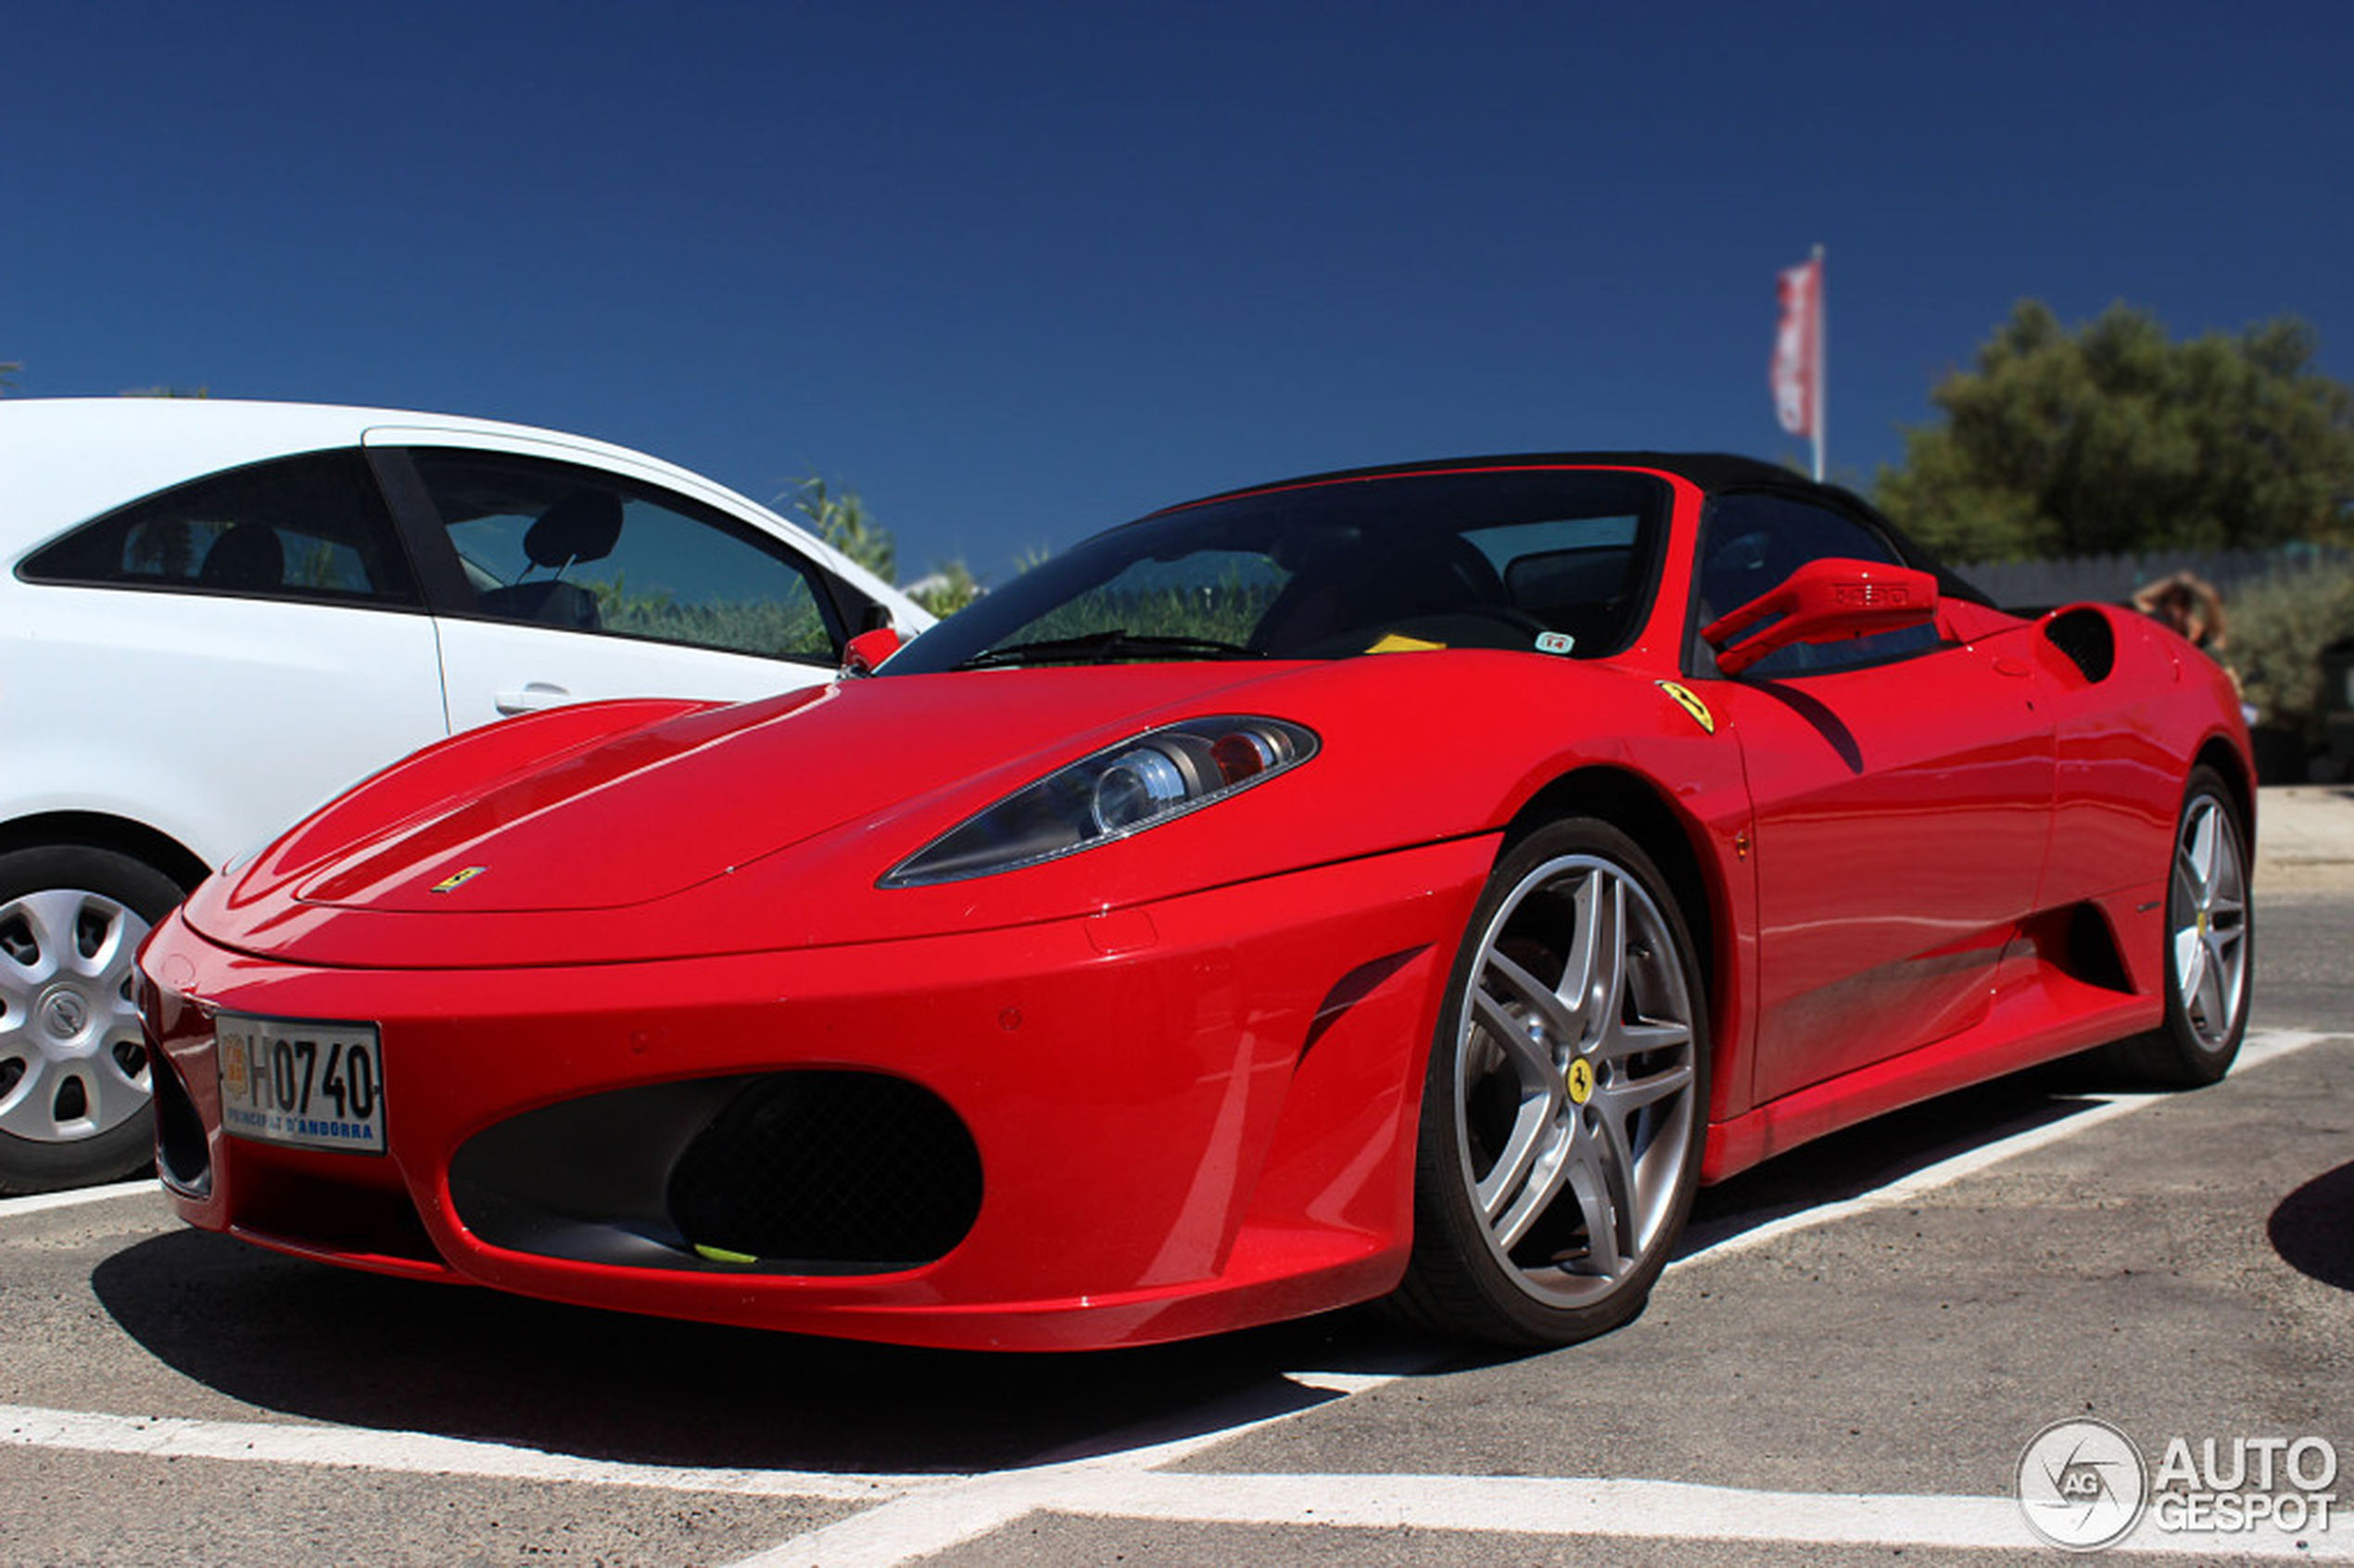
(2043, 608, 2117, 683)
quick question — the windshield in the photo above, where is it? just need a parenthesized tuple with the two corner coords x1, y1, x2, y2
(888, 466, 1673, 674)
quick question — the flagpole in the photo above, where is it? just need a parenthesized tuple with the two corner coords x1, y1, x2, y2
(1811, 243, 1827, 482)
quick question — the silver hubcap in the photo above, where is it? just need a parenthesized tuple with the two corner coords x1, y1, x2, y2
(2170, 793, 2248, 1052)
(0, 888, 153, 1142)
(1454, 853, 1698, 1308)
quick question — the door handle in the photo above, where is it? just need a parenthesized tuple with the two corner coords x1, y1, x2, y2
(494, 681, 572, 715)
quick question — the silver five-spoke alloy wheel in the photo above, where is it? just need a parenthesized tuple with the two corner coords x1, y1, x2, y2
(2103, 766, 2253, 1088)
(1394, 817, 1709, 1346)
(2170, 786, 2249, 1054)
(1456, 850, 1699, 1308)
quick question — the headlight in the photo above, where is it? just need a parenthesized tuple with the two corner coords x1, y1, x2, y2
(881, 715, 1318, 887)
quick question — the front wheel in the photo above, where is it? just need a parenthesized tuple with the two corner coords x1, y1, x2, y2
(2102, 767, 2252, 1087)
(1388, 818, 1709, 1347)
(0, 845, 188, 1194)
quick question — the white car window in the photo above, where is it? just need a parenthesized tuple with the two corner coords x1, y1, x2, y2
(18, 449, 422, 607)
(407, 449, 843, 663)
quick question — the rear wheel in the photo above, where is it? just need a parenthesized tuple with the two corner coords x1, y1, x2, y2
(2102, 767, 2251, 1087)
(0, 845, 187, 1194)
(1389, 818, 1708, 1347)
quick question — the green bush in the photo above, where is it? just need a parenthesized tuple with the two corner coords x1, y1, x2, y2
(590, 579, 833, 661)
(2225, 559, 2354, 749)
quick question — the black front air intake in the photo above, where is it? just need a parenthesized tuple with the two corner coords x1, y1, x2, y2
(151, 1050, 210, 1198)
(667, 1071, 983, 1271)
(449, 1070, 983, 1273)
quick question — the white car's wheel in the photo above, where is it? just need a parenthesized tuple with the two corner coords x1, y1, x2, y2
(0, 846, 185, 1193)
(1390, 818, 1708, 1347)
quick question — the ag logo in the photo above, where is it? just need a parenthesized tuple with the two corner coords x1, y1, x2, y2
(1564, 1056, 1596, 1105)
(2018, 1418, 2147, 1551)
(429, 866, 487, 894)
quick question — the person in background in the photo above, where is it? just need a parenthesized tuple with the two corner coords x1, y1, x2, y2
(2134, 569, 2227, 654)
(2136, 568, 2258, 725)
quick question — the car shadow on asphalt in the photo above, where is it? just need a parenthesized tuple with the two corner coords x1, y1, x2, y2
(2269, 1159, 2354, 1291)
(88, 1233, 1498, 1475)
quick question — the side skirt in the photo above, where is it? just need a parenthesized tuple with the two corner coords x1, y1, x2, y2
(1699, 973, 2159, 1184)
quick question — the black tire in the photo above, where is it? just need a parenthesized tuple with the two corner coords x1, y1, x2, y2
(2100, 766, 2252, 1088)
(0, 845, 189, 1194)
(1387, 818, 1710, 1347)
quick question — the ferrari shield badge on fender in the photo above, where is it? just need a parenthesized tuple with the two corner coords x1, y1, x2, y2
(1656, 681, 1715, 735)
(430, 866, 487, 894)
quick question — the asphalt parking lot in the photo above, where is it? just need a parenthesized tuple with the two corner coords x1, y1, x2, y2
(6, 788, 2351, 1567)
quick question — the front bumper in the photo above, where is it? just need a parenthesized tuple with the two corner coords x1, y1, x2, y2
(140, 837, 1493, 1350)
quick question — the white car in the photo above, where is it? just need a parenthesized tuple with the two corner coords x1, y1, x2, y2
(0, 398, 931, 1193)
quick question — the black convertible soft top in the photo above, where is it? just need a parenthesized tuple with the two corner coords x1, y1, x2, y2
(1168, 450, 1797, 506)
(1168, 451, 1993, 608)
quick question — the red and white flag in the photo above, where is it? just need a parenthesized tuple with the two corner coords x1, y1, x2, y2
(1770, 254, 1821, 438)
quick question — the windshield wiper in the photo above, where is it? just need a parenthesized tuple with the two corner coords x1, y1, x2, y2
(956, 628, 1267, 670)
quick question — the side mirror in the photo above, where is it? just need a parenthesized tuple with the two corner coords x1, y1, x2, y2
(841, 626, 905, 677)
(1702, 557, 1939, 677)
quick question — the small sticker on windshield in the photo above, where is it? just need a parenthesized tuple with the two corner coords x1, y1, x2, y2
(1535, 632, 1576, 655)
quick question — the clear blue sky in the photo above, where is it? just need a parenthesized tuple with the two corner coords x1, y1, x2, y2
(11, 1, 2350, 585)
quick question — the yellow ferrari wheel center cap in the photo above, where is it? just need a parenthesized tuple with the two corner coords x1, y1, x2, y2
(1565, 1057, 1595, 1105)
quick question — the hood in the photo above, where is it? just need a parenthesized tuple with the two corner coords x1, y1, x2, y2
(292, 684, 901, 915)
(188, 661, 1333, 963)
(183, 651, 1696, 971)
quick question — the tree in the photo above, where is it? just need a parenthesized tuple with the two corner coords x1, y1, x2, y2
(907, 560, 981, 616)
(0, 360, 19, 395)
(780, 474, 1002, 613)
(780, 475, 896, 583)
(1875, 302, 2354, 563)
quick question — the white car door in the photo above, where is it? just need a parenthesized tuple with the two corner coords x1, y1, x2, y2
(384, 443, 874, 731)
(11, 588, 450, 856)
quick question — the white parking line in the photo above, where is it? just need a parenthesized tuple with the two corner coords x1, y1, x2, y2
(0, 1176, 160, 1220)
(737, 1430, 2353, 1565)
(0, 1403, 921, 1501)
(924, 1471, 2348, 1561)
(7, 1399, 2344, 1563)
(718, 1385, 1356, 1568)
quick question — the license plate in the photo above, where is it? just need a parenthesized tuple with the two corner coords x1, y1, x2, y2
(216, 1015, 386, 1154)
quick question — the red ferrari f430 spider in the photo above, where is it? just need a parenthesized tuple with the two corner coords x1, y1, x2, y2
(137, 454, 2253, 1349)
